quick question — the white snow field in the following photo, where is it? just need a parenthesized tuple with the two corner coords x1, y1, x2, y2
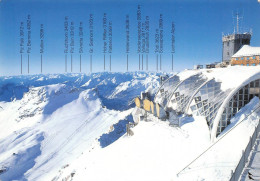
(0, 72, 161, 181)
(64, 97, 260, 181)
(0, 68, 259, 181)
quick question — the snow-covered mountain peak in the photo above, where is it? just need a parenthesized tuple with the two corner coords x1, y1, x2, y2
(0, 72, 164, 180)
(15, 84, 83, 122)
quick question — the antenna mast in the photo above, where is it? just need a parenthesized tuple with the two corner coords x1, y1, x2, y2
(233, 11, 243, 34)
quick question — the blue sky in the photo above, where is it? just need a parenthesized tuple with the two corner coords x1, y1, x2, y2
(0, 0, 260, 75)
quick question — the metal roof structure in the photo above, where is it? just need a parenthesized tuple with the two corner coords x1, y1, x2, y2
(153, 66, 260, 141)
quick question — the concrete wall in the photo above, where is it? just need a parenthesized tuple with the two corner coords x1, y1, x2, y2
(222, 34, 251, 63)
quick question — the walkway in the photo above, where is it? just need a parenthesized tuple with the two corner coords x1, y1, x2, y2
(240, 133, 260, 181)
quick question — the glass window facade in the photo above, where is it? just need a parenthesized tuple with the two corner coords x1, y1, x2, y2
(153, 72, 260, 139)
(154, 75, 181, 107)
(188, 79, 231, 131)
(169, 74, 208, 113)
(217, 79, 260, 136)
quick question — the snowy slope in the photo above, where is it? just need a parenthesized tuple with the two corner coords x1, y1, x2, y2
(64, 114, 210, 181)
(0, 72, 161, 181)
(57, 97, 260, 181)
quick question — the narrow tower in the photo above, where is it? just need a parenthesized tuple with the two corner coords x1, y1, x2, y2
(222, 12, 251, 64)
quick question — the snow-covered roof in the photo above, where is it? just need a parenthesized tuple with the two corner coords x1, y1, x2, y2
(232, 45, 260, 58)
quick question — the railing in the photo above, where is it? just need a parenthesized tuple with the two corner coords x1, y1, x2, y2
(230, 119, 260, 181)
(177, 105, 260, 177)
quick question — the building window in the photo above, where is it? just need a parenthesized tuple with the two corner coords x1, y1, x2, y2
(218, 79, 260, 136)
(227, 52, 229, 56)
(227, 42, 229, 46)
